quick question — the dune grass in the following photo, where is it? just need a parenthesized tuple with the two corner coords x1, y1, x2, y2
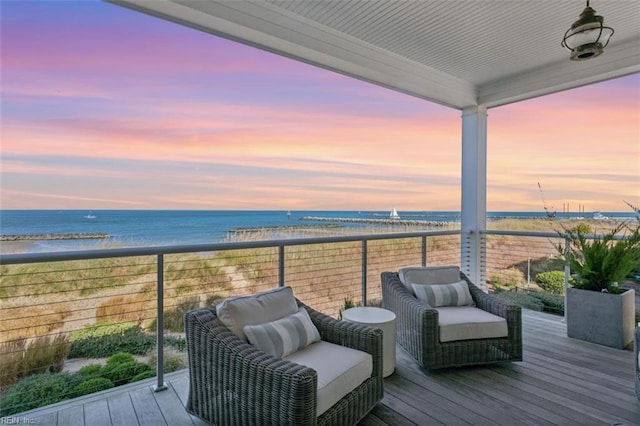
(0, 334, 69, 390)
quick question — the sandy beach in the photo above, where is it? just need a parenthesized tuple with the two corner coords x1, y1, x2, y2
(0, 240, 38, 254)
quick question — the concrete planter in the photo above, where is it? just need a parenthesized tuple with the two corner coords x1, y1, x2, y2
(566, 287, 635, 349)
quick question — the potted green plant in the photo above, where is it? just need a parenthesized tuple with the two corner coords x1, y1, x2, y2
(559, 222, 640, 349)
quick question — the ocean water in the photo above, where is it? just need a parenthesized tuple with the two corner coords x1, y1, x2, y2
(0, 210, 635, 254)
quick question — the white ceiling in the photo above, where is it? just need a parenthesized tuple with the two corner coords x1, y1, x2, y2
(108, 0, 640, 110)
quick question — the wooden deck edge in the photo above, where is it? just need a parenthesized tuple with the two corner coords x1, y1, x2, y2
(5, 369, 189, 420)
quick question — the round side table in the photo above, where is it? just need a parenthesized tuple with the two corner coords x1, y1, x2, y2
(342, 306, 396, 377)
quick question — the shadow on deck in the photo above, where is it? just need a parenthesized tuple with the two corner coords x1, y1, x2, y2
(8, 310, 640, 425)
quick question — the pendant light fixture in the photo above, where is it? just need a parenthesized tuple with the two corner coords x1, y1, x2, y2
(561, 0, 614, 61)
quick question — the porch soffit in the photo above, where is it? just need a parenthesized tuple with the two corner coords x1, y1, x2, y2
(109, 0, 640, 110)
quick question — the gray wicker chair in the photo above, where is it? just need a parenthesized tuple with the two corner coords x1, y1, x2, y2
(381, 270, 522, 369)
(184, 299, 384, 425)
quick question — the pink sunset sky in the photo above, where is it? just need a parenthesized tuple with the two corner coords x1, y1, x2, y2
(1, 1, 638, 212)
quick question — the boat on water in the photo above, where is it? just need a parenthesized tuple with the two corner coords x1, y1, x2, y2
(592, 212, 607, 220)
(389, 207, 400, 220)
(84, 214, 96, 219)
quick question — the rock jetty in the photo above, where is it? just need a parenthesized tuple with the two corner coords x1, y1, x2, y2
(0, 233, 109, 241)
(228, 224, 341, 233)
(299, 216, 454, 227)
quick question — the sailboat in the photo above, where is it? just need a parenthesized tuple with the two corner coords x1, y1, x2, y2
(389, 207, 400, 220)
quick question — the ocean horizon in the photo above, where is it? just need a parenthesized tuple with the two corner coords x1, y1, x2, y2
(0, 209, 636, 254)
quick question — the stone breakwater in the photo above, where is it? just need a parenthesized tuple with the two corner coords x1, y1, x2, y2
(228, 224, 341, 233)
(1, 233, 109, 241)
(299, 216, 455, 227)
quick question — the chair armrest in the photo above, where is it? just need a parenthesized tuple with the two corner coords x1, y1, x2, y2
(460, 272, 522, 342)
(300, 300, 383, 379)
(381, 272, 440, 352)
(185, 307, 318, 425)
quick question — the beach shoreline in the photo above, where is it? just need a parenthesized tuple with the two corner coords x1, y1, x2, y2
(0, 240, 39, 254)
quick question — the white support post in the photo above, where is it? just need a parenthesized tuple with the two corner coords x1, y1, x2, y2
(461, 106, 488, 290)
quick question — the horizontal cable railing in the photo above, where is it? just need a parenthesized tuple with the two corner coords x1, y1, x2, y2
(483, 230, 563, 291)
(4, 227, 622, 415)
(0, 230, 461, 416)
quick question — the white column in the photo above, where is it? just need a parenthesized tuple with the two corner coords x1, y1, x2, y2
(461, 106, 487, 290)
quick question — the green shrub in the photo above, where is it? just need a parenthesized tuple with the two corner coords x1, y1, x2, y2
(106, 352, 135, 366)
(72, 377, 114, 397)
(78, 363, 103, 377)
(535, 271, 566, 295)
(69, 323, 155, 358)
(493, 290, 565, 315)
(164, 335, 186, 352)
(130, 370, 156, 383)
(493, 291, 544, 311)
(0, 372, 81, 416)
(529, 292, 564, 315)
(100, 360, 153, 386)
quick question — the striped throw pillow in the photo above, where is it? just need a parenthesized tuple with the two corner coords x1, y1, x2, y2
(243, 307, 321, 358)
(411, 280, 474, 307)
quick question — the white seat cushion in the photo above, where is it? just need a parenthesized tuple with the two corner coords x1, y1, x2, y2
(436, 306, 508, 343)
(285, 341, 372, 416)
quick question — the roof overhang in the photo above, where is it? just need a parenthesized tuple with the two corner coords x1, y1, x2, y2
(107, 0, 640, 110)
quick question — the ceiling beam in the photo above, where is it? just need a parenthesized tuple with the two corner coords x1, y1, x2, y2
(478, 39, 640, 108)
(108, 0, 476, 109)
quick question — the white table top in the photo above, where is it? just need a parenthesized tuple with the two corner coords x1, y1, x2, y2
(342, 306, 396, 323)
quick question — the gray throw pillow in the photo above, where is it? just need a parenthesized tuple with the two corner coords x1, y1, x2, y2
(243, 307, 321, 358)
(411, 280, 474, 307)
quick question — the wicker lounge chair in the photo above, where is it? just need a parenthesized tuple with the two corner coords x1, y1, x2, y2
(184, 294, 383, 425)
(381, 267, 522, 369)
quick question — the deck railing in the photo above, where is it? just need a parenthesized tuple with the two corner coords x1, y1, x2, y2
(0, 228, 596, 415)
(0, 230, 462, 413)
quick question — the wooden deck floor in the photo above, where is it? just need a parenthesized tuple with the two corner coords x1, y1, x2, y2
(10, 310, 640, 425)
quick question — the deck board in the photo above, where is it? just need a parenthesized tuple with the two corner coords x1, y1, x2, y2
(55, 405, 83, 426)
(83, 399, 111, 426)
(152, 383, 198, 425)
(106, 392, 138, 426)
(128, 387, 166, 426)
(7, 310, 640, 426)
